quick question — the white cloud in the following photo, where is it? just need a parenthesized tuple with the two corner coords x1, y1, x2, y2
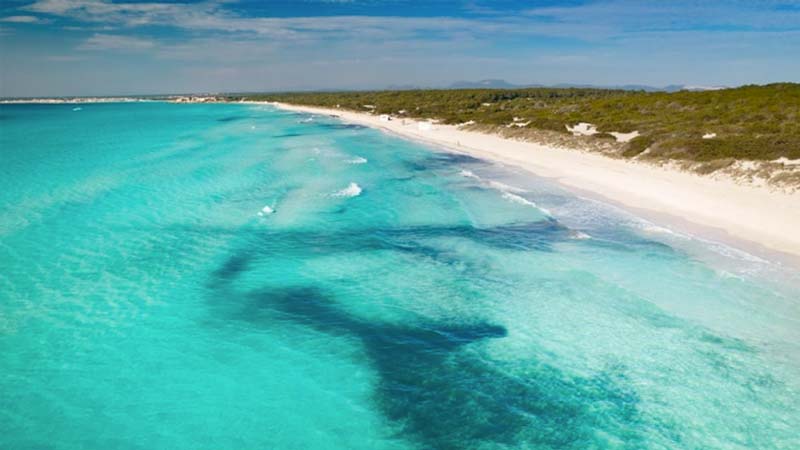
(15, 0, 800, 47)
(1, 15, 47, 23)
(19, 0, 608, 42)
(78, 33, 155, 51)
(25, 0, 232, 27)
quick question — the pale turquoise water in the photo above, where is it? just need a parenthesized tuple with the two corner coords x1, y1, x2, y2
(1, 102, 799, 449)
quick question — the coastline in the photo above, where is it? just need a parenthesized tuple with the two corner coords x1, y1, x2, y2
(264, 101, 800, 266)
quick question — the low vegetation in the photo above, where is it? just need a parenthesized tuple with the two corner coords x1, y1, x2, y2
(230, 84, 800, 186)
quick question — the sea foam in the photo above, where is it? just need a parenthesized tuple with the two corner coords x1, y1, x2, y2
(501, 192, 552, 215)
(346, 156, 368, 164)
(570, 231, 592, 240)
(488, 180, 527, 193)
(460, 169, 527, 193)
(461, 168, 549, 215)
(333, 182, 362, 198)
(459, 169, 479, 179)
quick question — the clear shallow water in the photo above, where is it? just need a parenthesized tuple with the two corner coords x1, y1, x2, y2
(1, 102, 799, 450)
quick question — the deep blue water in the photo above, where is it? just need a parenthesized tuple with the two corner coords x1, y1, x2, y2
(1, 102, 799, 449)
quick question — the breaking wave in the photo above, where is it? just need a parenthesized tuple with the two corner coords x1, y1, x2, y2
(461, 168, 549, 215)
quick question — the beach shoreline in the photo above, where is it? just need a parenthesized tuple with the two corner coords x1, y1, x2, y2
(261, 101, 800, 266)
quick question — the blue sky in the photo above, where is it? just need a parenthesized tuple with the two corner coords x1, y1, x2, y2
(1, 0, 799, 96)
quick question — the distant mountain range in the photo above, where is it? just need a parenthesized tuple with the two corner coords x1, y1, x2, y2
(448, 79, 521, 89)
(447, 79, 727, 92)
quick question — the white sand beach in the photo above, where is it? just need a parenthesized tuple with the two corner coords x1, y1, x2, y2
(267, 102, 800, 263)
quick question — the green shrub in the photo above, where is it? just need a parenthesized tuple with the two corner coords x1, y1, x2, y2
(593, 132, 617, 140)
(622, 136, 654, 157)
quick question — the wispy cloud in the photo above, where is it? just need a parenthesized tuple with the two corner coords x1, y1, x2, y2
(25, 0, 237, 28)
(523, 0, 800, 34)
(78, 33, 155, 50)
(18, 0, 798, 50)
(155, 37, 276, 62)
(1, 15, 48, 23)
(18, 0, 603, 42)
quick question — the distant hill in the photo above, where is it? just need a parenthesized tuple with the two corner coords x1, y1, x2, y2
(449, 79, 521, 89)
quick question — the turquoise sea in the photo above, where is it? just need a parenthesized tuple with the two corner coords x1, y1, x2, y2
(1, 102, 799, 449)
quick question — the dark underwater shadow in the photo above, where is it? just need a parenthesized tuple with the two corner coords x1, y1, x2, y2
(227, 285, 644, 449)
(318, 122, 366, 130)
(402, 152, 483, 173)
(187, 214, 760, 447)
(200, 219, 570, 291)
(194, 213, 648, 447)
(281, 113, 367, 132)
(426, 151, 484, 166)
(217, 115, 246, 122)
